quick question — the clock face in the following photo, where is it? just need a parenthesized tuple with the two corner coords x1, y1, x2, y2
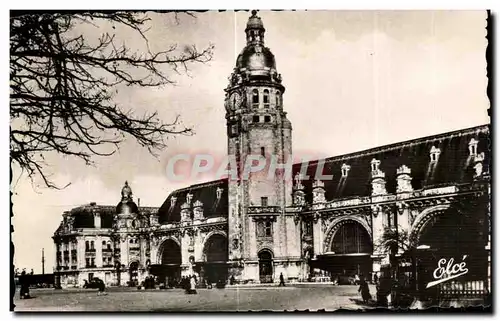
(230, 92, 242, 110)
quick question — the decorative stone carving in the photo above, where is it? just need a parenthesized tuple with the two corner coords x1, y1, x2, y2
(371, 159, 386, 196)
(232, 238, 239, 250)
(312, 212, 321, 223)
(180, 202, 191, 222)
(371, 204, 382, 218)
(294, 173, 304, 190)
(149, 214, 159, 226)
(312, 180, 326, 204)
(396, 165, 413, 193)
(193, 200, 204, 220)
(293, 190, 306, 206)
(293, 213, 301, 225)
(396, 201, 409, 216)
(474, 152, 485, 177)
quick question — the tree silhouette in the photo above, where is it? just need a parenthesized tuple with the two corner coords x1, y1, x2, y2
(10, 11, 214, 188)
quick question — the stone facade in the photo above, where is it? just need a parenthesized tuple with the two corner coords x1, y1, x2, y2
(53, 12, 491, 296)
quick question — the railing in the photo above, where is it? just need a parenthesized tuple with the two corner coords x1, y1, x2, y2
(248, 206, 281, 214)
(438, 280, 485, 298)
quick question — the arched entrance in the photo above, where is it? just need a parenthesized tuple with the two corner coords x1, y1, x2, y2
(129, 261, 139, 286)
(319, 219, 373, 279)
(413, 206, 488, 298)
(202, 234, 228, 284)
(151, 239, 182, 286)
(259, 250, 273, 283)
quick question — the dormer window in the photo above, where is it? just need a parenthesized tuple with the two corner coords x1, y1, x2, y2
(252, 89, 259, 107)
(186, 193, 193, 205)
(341, 163, 351, 177)
(216, 187, 223, 199)
(276, 91, 281, 107)
(170, 196, 177, 208)
(263, 89, 270, 108)
(469, 138, 479, 156)
(371, 159, 381, 172)
(430, 146, 441, 163)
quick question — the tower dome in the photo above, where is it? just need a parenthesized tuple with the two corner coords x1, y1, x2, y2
(246, 10, 264, 30)
(234, 10, 278, 79)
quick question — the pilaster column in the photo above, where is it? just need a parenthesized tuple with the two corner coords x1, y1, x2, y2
(96, 235, 103, 267)
(312, 212, 323, 256)
(77, 237, 85, 269)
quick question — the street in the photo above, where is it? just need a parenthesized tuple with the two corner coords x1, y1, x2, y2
(13, 284, 377, 312)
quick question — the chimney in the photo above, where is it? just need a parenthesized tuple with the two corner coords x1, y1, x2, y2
(138, 198, 141, 208)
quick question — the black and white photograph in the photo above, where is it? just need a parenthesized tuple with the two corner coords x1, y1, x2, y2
(10, 8, 492, 312)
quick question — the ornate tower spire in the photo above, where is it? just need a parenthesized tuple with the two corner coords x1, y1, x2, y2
(121, 181, 133, 201)
(245, 10, 265, 45)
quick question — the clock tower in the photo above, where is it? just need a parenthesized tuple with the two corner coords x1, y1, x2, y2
(225, 11, 298, 282)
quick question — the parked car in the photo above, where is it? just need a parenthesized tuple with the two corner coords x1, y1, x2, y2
(83, 278, 104, 289)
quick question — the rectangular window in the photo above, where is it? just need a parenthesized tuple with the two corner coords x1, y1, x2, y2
(253, 115, 260, 123)
(86, 258, 90, 267)
(256, 221, 272, 238)
(261, 197, 268, 207)
(264, 115, 271, 123)
(260, 147, 265, 157)
(265, 221, 273, 237)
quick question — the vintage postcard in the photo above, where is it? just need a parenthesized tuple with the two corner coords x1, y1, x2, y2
(10, 10, 491, 312)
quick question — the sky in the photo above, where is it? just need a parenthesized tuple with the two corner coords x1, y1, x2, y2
(11, 10, 489, 273)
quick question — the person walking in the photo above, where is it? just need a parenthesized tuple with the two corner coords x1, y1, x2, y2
(279, 273, 286, 287)
(358, 275, 372, 304)
(189, 276, 197, 294)
(97, 279, 107, 296)
(19, 269, 30, 299)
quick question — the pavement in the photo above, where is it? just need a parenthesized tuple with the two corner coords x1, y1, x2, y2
(13, 284, 378, 312)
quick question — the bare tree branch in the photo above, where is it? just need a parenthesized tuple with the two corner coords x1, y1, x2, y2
(10, 11, 214, 189)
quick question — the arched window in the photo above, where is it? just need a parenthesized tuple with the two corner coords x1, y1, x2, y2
(90, 241, 95, 250)
(263, 89, 270, 108)
(276, 91, 281, 107)
(85, 241, 89, 251)
(252, 89, 259, 107)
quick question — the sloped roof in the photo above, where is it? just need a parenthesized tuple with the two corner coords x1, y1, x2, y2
(292, 124, 490, 203)
(58, 204, 158, 231)
(158, 179, 228, 224)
